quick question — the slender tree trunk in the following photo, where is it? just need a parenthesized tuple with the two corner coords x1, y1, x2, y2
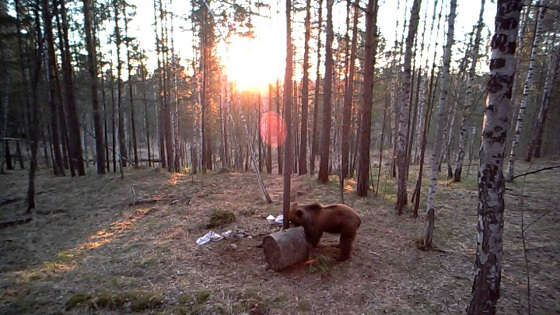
(123, 4, 138, 168)
(42, 0, 65, 176)
(396, 0, 422, 214)
(423, 0, 456, 248)
(356, 0, 378, 197)
(526, 28, 559, 161)
(282, 0, 294, 229)
(56, 0, 85, 176)
(101, 72, 110, 171)
(266, 84, 273, 174)
(110, 60, 117, 173)
(83, 0, 105, 174)
(341, 0, 359, 179)
(113, 0, 127, 169)
(454, 0, 485, 182)
(310, 0, 323, 175)
(376, 96, 388, 195)
(276, 80, 283, 175)
(506, 0, 545, 181)
(467, 1, 521, 313)
(298, 0, 312, 175)
(26, 7, 43, 212)
(318, 0, 334, 183)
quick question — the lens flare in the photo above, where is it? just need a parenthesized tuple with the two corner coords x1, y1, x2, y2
(259, 111, 286, 148)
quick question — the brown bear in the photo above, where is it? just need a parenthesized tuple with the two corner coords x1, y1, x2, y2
(288, 202, 361, 261)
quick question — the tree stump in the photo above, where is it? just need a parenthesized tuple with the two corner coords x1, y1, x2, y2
(263, 227, 310, 271)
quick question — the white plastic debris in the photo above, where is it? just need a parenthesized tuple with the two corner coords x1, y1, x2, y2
(223, 230, 232, 238)
(274, 214, 283, 225)
(196, 231, 224, 245)
(266, 215, 276, 224)
(266, 214, 283, 225)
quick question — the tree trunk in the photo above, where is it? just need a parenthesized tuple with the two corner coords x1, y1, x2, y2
(266, 84, 273, 174)
(263, 227, 309, 271)
(83, 0, 105, 174)
(318, 0, 334, 183)
(57, 0, 84, 176)
(26, 7, 43, 212)
(341, 0, 359, 179)
(282, 0, 294, 229)
(454, 0, 485, 182)
(506, 0, 545, 182)
(276, 80, 283, 175)
(298, 0, 312, 175)
(526, 32, 559, 161)
(113, 0, 127, 169)
(423, 0, 456, 249)
(396, 0, 422, 214)
(467, 1, 521, 313)
(356, 0, 378, 197)
(310, 0, 323, 175)
(42, 0, 65, 176)
(123, 4, 138, 168)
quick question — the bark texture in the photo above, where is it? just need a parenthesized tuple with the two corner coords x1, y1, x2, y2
(423, 0, 456, 248)
(467, 1, 521, 313)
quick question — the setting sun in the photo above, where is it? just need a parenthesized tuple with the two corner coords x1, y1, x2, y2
(222, 34, 285, 92)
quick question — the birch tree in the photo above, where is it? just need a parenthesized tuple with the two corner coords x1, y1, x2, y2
(454, 0, 486, 182)
(467, 1, 521, 313)
(396, 0, 423, 213)
(526, 14, 559, 161)
(422, 0, 456, 249)
(506, 0, 545, 181)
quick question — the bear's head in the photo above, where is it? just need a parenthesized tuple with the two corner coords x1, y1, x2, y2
(288, 202, 305, 226)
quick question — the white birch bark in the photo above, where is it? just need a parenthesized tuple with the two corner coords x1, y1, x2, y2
(467, 1, 521, 313)
(396, 0, 423, 213)
(422, 0, 456, 248)
(506, 0, 546, 181)
(454, 0, 486, 182)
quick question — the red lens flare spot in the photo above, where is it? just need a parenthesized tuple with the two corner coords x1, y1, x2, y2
(260, 111, 286, 148)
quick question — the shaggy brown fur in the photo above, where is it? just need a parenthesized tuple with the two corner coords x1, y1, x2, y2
(288, 202, 361, 261)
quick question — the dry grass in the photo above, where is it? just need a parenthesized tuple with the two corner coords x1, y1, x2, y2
(0, 159, 558, 314)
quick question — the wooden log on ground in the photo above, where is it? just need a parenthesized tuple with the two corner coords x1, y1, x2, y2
(263, 227, 310, 271)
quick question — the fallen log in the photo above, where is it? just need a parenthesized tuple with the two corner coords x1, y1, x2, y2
(263, 227, 310, 271)
(128, 198, 159, 206)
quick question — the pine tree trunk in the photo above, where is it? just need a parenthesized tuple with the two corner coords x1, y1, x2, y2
(101, 72, 110, 171)
(266, 84, 273, 174)
(123, 4, 138, 168)
(83, 0, 105, 174)
(423, 0, 456, 248)
(341, 0, 359, 179)
(276, 80, 283, 175)
(113, 0, 127, 169)
(56, 0, 85, 176)
(506, 0, 545, 182)
(356, 0, 378, 197)
(26, 7, 43, 212)
(310, 0, 323, 175)
(298, 0, 312, 175)
(467, 1, 521, 313)
(110, 61, 117, 172)
(396, 0, 422, 213)
(318, 0, 334, 183)
(454, 0, 485, 182)
(42, 0, 65, 176)
(282, 0, 294, 229)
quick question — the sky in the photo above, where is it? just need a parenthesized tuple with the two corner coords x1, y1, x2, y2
(124, 0, 497, 90)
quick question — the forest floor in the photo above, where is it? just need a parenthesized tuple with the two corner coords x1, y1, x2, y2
(0, 159, 559, 314)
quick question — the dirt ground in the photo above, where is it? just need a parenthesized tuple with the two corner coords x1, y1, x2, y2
(0, 159, 559, 314)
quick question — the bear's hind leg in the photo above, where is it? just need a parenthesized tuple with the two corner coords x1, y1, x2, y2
(337, 231, 356, 261)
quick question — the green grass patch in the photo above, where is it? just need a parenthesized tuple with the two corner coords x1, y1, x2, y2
(308, 255, 332, 274)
